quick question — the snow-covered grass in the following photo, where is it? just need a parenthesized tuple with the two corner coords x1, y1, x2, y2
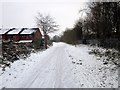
(0, 42, 118, 88)
(88, 46, 119, 67)
(65, 44, 118, 88)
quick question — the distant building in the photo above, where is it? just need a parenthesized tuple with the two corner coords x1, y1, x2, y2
(19, 28, 42, 43)
(7, 28, 22, 42)
(0, 28, 42, 43)
(0, 28, 12, 41)
(53, 35, 60, 42)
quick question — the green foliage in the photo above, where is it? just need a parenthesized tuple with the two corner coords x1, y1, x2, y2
(33, 39, 43, 49)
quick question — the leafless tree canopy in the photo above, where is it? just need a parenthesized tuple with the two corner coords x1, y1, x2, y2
(35, 13, 59, 35)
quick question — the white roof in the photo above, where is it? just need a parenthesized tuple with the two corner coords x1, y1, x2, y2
(18, 40, 32, 43)
(0, 29, 10, 34)
(39, 28, 44, 36)
(7, 28, 22, 34)
(20, 29, 36, 35)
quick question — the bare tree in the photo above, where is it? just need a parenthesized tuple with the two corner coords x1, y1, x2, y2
(35, 13, 58, 35)
(35, 13, 58, 49)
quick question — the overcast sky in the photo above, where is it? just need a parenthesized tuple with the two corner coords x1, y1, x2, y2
(0, 0, 88, 35)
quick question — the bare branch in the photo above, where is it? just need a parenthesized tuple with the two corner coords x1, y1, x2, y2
(35, 13, 59, 35)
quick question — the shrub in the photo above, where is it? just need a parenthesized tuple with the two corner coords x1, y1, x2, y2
(33, 39, 43, 50)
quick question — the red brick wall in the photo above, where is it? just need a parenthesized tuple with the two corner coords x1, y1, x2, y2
(20, 35, 33, 40)
(2, 35, 6, 40)
(13, 35, 19, 41)
(5, 35, 20, 42)
(0, 35, 2, 40)
(1, 29, 42, 42)
(34, 30, 42, 40)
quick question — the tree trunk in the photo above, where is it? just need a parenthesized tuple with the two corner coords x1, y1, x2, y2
(44, 35, 47, 49)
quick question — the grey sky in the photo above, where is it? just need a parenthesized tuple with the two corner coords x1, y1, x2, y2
(0, 0, 88, 35)
(0, 2, 2, 28)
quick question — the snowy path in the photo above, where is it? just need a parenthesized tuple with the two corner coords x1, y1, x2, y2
(0, 42, 118, 88)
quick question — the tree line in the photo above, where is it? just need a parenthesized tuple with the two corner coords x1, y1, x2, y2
(61, 2, 120, 51)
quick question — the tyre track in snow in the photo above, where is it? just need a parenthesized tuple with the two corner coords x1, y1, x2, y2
(4, 44, 72, 88)
(21, 47, 58, 88)
(54, 47, 64, 88)
(23, 44, 68, 88)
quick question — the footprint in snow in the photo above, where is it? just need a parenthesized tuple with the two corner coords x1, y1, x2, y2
(79, 63, 82, 65)
(81, 84, 84, 87)
(72, 61, 76, 64)
(76, 62, 82, 65)
(69, 55, 72, 57)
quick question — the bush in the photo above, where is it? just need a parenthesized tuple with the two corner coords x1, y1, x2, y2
(33, 39, 43, 50)
(99, 38, 120, 51)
